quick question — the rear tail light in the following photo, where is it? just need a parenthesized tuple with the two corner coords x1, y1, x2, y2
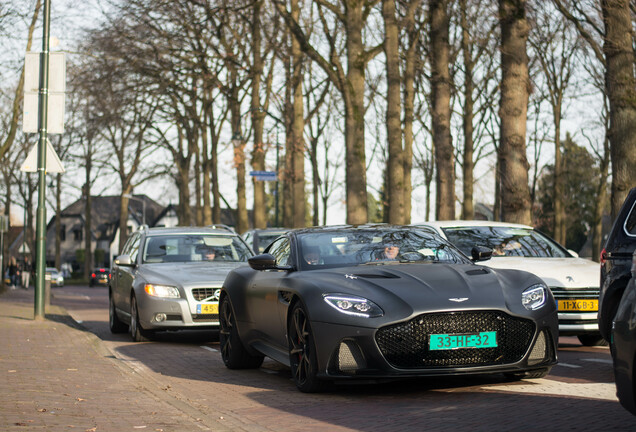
(600, 248, 607, 265)
(91, 273, 96, 278)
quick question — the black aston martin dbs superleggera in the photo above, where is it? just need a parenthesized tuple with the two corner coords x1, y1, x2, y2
(220, 225, 558, 392)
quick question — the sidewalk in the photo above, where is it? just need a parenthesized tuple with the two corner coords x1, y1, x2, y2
(0, 286, 221, 432)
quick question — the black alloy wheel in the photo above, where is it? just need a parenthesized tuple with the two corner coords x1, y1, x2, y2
(288, 302, 326, 393)
(109, 292, 128, 333)
(219, 296, 264, 369)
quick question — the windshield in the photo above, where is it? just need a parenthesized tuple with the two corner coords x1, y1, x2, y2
(442, 226, 569, 258)
(297, 228, 470, 270)
(143, 234, 252, 263)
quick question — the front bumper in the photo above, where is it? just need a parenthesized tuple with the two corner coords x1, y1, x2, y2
(311, 310, 558, 380)
(135, 290, 220, 330)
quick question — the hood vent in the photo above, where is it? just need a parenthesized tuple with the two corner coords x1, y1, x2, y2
(465, 268, 489, 276)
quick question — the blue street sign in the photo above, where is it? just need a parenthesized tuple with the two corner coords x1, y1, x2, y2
(249, 171, 278, 181)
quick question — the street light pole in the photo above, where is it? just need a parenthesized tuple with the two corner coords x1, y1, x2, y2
(34, 0, 51, 319)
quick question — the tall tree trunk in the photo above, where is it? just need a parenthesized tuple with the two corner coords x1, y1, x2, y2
(592, 133, 610, 262)
(553, 105, 565, 244)
(342, 2, 369, 225)
(118, 187, 131, 253)
(83, 160, 92, 280)
(290, 0, 306, 228)
(383, 0, 405, 224)
(251, 0, 267, 229)
(201, 101, 212, 226)
(460, 1, 474, 220)
(498, 0, 531, 224)
(430, 0, 455, 220)
(229, 77, 249, 233)
(602, 0, 636, 219)
(402, 1, 421, 224)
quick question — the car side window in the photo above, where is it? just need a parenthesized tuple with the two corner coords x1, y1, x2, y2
(128, 234, 142, 263)
(268, 237, 291, 266)
(121, 233, 137, 256)
(625, 202, 636, 236)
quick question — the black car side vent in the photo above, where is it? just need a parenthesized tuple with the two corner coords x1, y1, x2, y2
(465, 268, 489, 276)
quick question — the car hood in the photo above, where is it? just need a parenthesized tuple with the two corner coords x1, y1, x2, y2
(140, 262, 247, 287)
(476, 257, 599, 288)
(308, 263, 541, 314)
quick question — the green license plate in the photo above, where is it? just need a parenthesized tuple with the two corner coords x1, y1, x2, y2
(429, 331, 497, 350)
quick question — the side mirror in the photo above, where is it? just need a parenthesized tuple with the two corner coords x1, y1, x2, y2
(114, 254, 133, 267)
(248, 253, 293, 271)
(471, 246, 492, 262)
(248, 253, 278, 270)
(567, 249, 579, 258)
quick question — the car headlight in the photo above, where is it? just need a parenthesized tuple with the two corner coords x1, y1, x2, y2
(323, 295, 384, 318)
(522, 284, 547, 310)
(144, 284, 180, 298)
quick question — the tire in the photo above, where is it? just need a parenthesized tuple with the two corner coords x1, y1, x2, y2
(219, 295, 264, 369)
(504, 368, 550, 380)
(130, 294, 151, 342)
(577, 334, 609, 347)
(109, 292, 128, 333)
(288, 302, 327, 393)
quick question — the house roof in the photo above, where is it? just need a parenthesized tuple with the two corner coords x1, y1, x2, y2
(47, 195, 165, 242)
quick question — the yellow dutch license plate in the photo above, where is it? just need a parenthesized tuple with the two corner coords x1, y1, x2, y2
(197, 303, 219, 314)
(558, 299, 598, 312)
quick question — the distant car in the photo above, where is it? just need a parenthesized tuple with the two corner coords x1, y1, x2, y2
(414, 220, 603, 346)
(109, 226, 253, 342)
(612, 250, 636, 415)
(89, 268, 110, 287)
(242, 228, 288, 253)
(220, 225, 557, 392)
(599, 187, 636, 342)
(45, 267, 64, 287)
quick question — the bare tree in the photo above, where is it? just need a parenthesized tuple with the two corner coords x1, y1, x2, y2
(274, 0, 384, 224)
(553, 0, 636, 220)
(529, 6, 580, 244)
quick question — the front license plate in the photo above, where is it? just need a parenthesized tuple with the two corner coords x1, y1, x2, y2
(558, 299, 598, 312)
(429, 331, 497, 351)
(196, 303, 218, 314)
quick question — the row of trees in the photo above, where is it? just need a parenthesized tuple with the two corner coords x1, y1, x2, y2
(1, 0, 635, 269)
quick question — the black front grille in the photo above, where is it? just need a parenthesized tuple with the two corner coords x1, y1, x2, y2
(192, 288, 220, 301)
(375, 311, 535, 369)
(192, 314, 219, 322)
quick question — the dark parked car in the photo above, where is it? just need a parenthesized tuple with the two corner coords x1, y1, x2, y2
(109, 226, 252, 341)
(220, 225, 558, 392)
(89, 268, 110, 287)
(599, 187, 636, 342)
(242, 228, 288, 253)
(612, 250, 636, 415)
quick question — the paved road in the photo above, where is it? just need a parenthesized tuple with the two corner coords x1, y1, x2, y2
(44, 284, 636, 431)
